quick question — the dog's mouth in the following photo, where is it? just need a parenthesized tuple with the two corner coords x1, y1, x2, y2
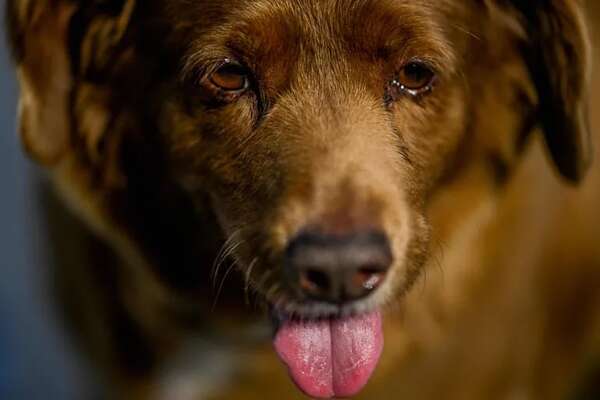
(238, 228, 394, 397)
(270, 306, 384, 399)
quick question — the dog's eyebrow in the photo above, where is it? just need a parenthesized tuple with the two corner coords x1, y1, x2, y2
(181, 38, 456, 86)
(349, 16, 457, 74)
(179, 26, 296, 84)
(373, 31, 456, 75)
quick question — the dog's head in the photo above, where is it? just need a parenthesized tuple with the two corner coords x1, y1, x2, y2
(7, 0, 591, 397)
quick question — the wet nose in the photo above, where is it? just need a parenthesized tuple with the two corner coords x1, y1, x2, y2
(284, 230, 393, 303)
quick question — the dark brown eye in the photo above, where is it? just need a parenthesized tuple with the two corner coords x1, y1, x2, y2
(392, 62, 435, 94)
(209, 60, 249, 92)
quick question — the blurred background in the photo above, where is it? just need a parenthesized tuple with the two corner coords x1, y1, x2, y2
(0, 0, 93, 398)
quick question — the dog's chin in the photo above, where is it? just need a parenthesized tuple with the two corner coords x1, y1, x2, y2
(266, 295, 386, 399)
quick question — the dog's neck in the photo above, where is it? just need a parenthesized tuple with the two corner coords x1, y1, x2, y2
(395, 137, 563, 348)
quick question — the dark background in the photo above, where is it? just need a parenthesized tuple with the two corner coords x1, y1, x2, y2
(0, 0, 92, 398)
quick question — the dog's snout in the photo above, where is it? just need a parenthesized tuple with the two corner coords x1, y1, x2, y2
(284, 230, 393, 303)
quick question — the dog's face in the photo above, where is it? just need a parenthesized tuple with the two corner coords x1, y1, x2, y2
(7, 0, 591, 397)
(165, 0, 465, 318)
(158, 0, 591, 314)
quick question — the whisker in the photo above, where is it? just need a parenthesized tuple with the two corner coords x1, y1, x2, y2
(211, 241, 243, 289)
(212, 239, 234, 286)
(451, 23, 481, 41)
(211, 228, 245, 287)
(265, 283, 281, 302)
(212, 260, 238, 311)
(244, 257, 259, 306)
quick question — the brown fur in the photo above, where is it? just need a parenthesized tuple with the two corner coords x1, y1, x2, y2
(5, 0, 600, 398)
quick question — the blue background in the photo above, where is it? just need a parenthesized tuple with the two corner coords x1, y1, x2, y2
(0, 0, 93, 397)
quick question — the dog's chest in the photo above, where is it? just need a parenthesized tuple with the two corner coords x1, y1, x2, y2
(154, 322, 305, 400)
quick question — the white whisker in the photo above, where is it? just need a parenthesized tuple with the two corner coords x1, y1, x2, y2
(244, 257, 259, 306)
(212, 261, 237, 311)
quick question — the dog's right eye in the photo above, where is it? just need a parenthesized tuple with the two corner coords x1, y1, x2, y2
(388, 61, 436, 101)
(208, 60, 249, 92)
(396, 62, 435, 92)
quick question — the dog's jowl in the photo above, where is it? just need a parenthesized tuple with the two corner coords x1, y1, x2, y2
(5, 0, 600, 399)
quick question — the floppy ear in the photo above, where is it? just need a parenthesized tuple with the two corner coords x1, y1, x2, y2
(5, 0, 136, 166)
(6, 0, 77, 165)
(509, 0, 592, 183)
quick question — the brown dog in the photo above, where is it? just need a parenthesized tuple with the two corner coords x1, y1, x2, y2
(5, 0, 600, 398)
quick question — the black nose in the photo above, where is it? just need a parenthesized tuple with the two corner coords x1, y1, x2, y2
(284, 230, 393, 303)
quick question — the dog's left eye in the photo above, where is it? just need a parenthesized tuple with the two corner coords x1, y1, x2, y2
(208, 60, 249, 92)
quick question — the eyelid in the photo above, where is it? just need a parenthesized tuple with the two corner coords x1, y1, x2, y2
(401, 57, 439, 75)
(180, 52, 247, 85)
(204, 58, 240, 82)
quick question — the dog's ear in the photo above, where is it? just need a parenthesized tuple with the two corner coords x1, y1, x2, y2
(6, 0, 78, 165)
(5, 0, 136, 166)
(504, 0, 592, 183)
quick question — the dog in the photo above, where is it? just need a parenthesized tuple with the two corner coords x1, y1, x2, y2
(6, 0, 600, 398)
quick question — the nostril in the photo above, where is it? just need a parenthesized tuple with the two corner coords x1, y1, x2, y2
(300, 269, 331, 295)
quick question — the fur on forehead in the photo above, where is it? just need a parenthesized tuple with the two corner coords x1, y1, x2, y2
(175, 0, 461, 80)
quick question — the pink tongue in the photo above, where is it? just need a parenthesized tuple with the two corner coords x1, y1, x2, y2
(273, 312, 383, 399)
